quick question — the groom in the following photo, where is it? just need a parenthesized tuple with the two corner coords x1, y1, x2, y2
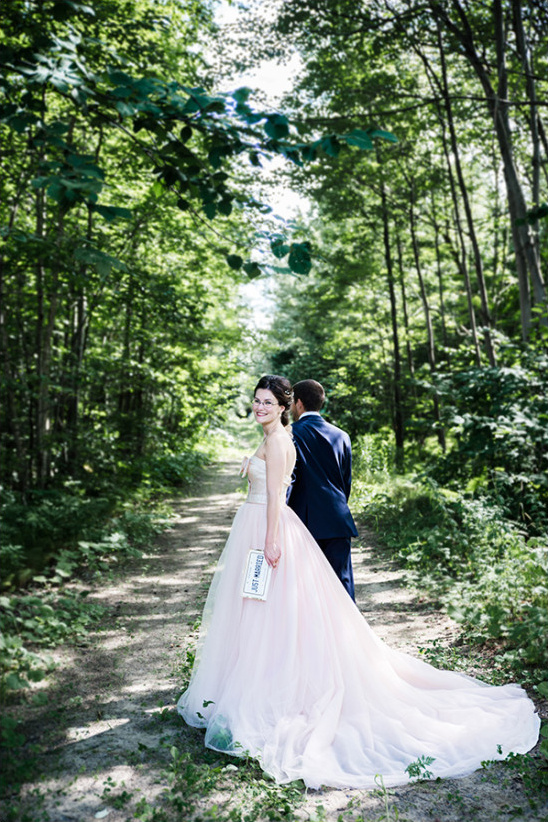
(287, 380, 358, 600)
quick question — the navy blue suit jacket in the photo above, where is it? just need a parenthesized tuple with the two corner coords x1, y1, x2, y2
(287, 414, 358, 540)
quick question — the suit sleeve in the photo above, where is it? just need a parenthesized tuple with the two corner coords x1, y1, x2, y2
(342, 437, 352, 500)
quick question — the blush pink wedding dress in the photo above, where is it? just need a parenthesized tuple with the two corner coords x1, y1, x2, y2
(177, 455, 540, 789)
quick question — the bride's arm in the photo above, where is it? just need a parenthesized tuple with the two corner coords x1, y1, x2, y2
(263, 437, 285, 568)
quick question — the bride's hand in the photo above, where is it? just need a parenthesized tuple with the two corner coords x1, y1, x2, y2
(239, 456, 250, 477)
(264, 542, 281, 569)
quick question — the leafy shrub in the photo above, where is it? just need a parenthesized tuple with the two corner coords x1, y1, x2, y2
(433, 353, 548, 535)
(445, 537, 548, 672)
(0, 445, 209, 702)
(353, 432, 396, 479)
(358, 475, 548, 680)
(107, 511, 168, 549)
(0, 487, 113, 584)
(0, 445, 209, 588)
(0, 544, 25, 580)
(0, 589, 106, 700)
(1, 590, 106, 649)
(359, 477, 480, 579)
(0, 505, 165, 588)
(0, 629, 54, 701)
(141, 451, 210, 487)
(0, 506, 170, 701)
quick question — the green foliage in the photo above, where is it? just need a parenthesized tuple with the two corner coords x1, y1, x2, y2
(0, 462, 181, 587)
(404, 755, 436, 782)
(358, 470, 548, 681)
(444, 537, 548, 673)
(1, 0, 392, 283)
(0, 630, 55, 702)
(163, 746, 305, 822)
(353, 433, 396, 479)
(91, 731, 307, 822)
(1, 0, 394, 604)
(0, 458, 189, 702)
(0, 489, 114, 583)
(433, 350, 548, 533)
(1, 590, 105, 650)
(0, 586, 106, 702)
(483, 738, 548, 807)
(0, 0, 234, 512)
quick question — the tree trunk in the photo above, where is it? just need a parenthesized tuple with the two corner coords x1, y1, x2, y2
(431, 0, 546, 336)
(409, 189, 446, 451)
(436, 115, 483, 367)
(512, 0, 541, 219)
(405, 19, 484, 364)
(435, 22, 497, 365)
(396, 234, 415, 384)
(429, 189, 449, 352)
(380, 177, 405, 468)
(0, 256, 28, 490)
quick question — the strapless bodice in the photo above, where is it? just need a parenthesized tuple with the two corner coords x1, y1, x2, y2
(245, 455, 292, 505)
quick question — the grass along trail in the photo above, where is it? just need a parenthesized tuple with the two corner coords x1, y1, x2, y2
(2, 459, 546, 822)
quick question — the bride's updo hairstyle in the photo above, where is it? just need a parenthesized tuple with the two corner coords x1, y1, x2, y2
(254, 375, 293, 427)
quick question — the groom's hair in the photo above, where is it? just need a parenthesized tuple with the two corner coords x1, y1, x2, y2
(293, 380, 325, 412)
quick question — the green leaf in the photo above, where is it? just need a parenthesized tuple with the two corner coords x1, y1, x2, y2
(5, 113, 39, 133)
(232, 87, 252, 104)
(226, 254, 243, 270)
(92, 205, 132, 222)
(314, 135, 341, 157)
(74, 245, 125, 276)
(270, 238, 290, 259)
(523, 202, 548, 225)
(243, 261, 262, 279)
(161, 165, 178, 186)
(31, 176, 49, 190)
(288, 241, 312, 275)
(115, 101, 137, 117)
(208, 146, 227, 169)
(281, 147, 302, 166)
(342, 129, 374, 151)
(264, 114, 290, 140)
(5, 673, 30, 691)
(107, 69, 134, 85)
(217, 198, 233, 216)
(300, 146, 317, 163)
(182, 97, 201, 114)
(536, 681, 548, 698)
(203, 201, 216, 219)
(368, 128, 398, 143)
(180, 125, 192, 143)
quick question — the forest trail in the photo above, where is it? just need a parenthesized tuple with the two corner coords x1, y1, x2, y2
(7, 459, 545, 822)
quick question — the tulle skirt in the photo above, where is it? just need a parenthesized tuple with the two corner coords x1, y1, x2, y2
(177, 501, 540, 789)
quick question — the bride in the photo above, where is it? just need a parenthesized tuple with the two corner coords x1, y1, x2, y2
(177, 375, 540, 790)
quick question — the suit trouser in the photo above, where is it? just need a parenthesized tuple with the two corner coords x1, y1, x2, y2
(316, 537, 355, 601)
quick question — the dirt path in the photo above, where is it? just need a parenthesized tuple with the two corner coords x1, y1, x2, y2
(6, 460, 546, 822)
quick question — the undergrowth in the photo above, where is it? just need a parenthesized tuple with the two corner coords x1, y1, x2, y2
(0, 449, 211, 707)
(355, 470, 548, 683)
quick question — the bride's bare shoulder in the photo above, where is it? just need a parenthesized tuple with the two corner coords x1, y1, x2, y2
(265, 428, 294, 456)
(277, 428, 296, 461)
